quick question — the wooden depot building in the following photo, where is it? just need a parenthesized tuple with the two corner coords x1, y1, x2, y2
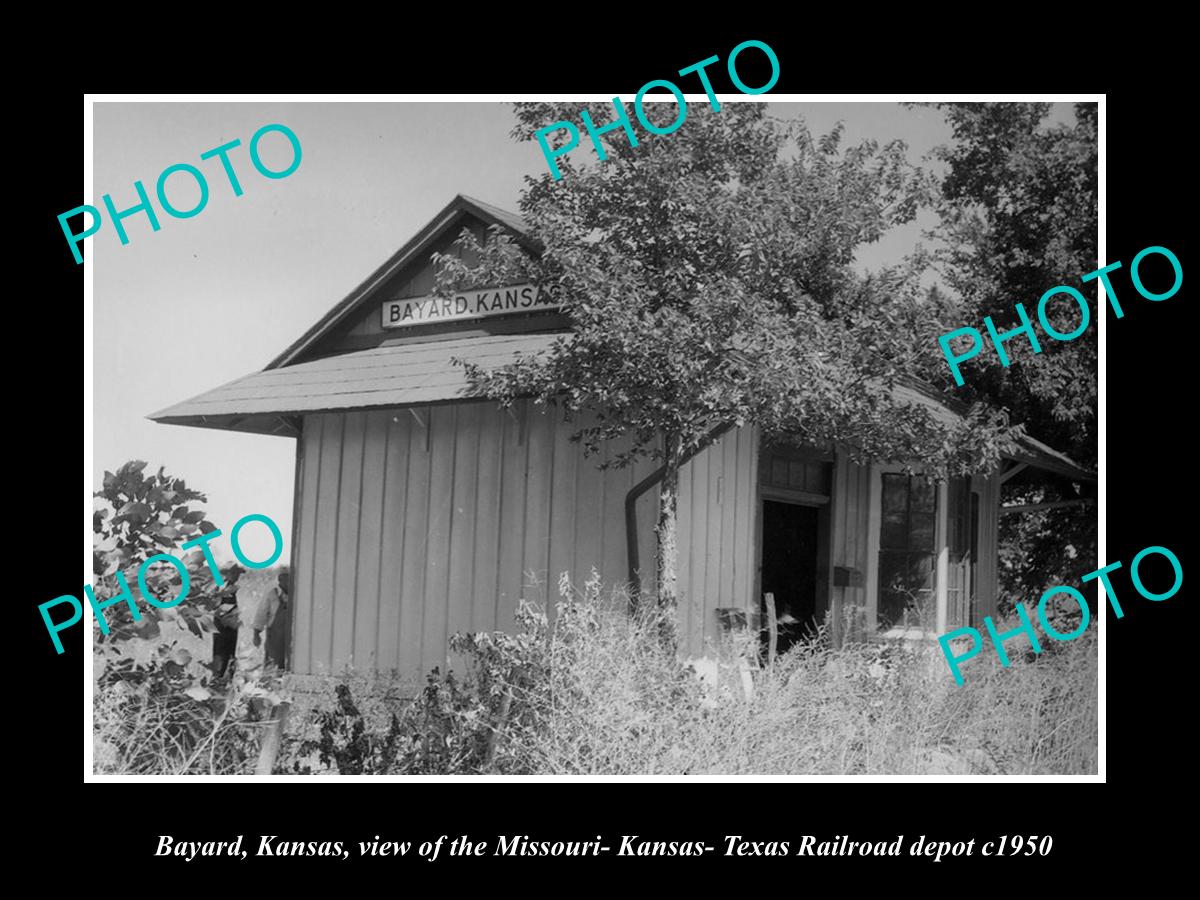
(150, 195, 1092, 681)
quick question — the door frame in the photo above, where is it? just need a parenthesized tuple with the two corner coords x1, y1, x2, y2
(754, 488, 833, 635)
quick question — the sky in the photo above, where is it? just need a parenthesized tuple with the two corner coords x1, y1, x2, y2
(91, 99, 1075, 563)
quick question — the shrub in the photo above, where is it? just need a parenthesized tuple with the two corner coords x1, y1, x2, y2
(284, 670, 492, 775)
(93, 647, 286, 775)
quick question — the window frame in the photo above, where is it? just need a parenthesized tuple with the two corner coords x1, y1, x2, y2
(865, 463, 950, 639)
(877, 472, 938, 632)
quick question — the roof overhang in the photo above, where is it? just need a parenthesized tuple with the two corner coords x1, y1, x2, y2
(891, 377, 1093, 482)
(148, 333, 562, 436)
(151, 335, 1093, 484)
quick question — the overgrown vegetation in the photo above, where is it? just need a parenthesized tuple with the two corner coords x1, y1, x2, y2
(92, 459, 289, 775)
(93, 645, 285, 775)
(183, 575, 1090, 777)
(95, 572, 1096, 775)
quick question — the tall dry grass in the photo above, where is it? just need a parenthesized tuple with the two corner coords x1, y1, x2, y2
(474, 579, 1097, 776)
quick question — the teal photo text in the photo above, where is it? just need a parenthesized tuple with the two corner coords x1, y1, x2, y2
(533, 40, 780, 181)
(39, 512, 283, 654)
(938, 544, 1181, 685)
(939, 246, 1183, 386)
(58, 124, 302, 264)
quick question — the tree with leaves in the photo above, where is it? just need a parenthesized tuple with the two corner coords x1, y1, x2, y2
(924, 102, 1098, 601)
(927, 102, 1098, 467)
(434, 102, 1018, 621)
(93, 459, 221, 642)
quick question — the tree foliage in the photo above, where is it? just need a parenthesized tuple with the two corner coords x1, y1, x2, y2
(928, 102, 1098, 468)
(924, 103, 1098, 602)
(93, 459, 221, 642)
(435, 103, 1021, 609)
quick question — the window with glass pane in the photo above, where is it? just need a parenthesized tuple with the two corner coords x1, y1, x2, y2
(761, 448, 832, 496)
(878, 473, 937, 631)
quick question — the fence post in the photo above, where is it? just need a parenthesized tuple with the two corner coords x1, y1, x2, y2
(765, 592, 778, 666)
(254, 701, 292, 776)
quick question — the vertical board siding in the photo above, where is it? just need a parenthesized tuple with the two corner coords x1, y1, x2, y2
(548, 410, 579, 606)
(297, 400, 737, 682)
(830, 454, 872, 638)
(600, 441, 632, 590)
(292, 415, 323, 674)
(676, 426, 759, 659)
(495, 407, 528, 633)
(377, 414, 409, 676)
(683, 442, 710, 658)
(717, 435, 738, 650)
(446, 403, 480, 674)
(397, 411, 431, 681)
(351, 413, 388, 670)
(975, 472, 1001, 621)
(522, 405, 555, 604)
(676, 452, 693, 650)
(331, 412, 367, 670)
(572, 428, 605, 588)
(422, 405, 457, 674)
(471, 405, 504, 634)
(309, 416, 344, 674)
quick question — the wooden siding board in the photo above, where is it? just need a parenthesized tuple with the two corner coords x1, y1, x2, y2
(522, 406, 555, 609)
(852, 462, 871, 615)
(309, 414, 344, 675)
(548, 409, 579, 596)
(330, 412, 367, 672)
(471, 404, 504, 634)
(377, 413, 410, 676)
(572, 430, 606, 589)
(601, 440, 633, 591)
(677, 455, 694, 652)
(496, 403, 530, 633)
(716, 433, 739, 650)
(977, 473, 1001, 620)
(398, 410, 431, 684)
(733, 427, 756, 615)
(422, 405, 457, 674)
(351, 412, 388, 671)
(687, 447, 710, 659)
(292, 415, 324, 674)
(446, 403, 481, 672)
(635, 454, 660, 598)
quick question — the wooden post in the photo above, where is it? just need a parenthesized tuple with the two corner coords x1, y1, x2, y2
(484, 689, 514, 773)
(254, 701, 292, 776)
(738, 654, 755, 702)
(935, 482, 949, 635)
(765, 592, 778, 666)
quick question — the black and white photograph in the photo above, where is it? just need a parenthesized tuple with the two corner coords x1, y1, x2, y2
(78, 95, 1106, 780)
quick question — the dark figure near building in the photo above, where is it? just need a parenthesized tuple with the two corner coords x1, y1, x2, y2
(211, 564, 244, 680)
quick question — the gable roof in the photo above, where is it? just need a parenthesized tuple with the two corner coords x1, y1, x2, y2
(267, 193, 535, 370)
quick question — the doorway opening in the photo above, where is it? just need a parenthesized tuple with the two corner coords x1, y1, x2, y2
(760, 500, 821, 656)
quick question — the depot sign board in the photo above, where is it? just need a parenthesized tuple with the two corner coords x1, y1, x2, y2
(382, 283, 557, 329)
